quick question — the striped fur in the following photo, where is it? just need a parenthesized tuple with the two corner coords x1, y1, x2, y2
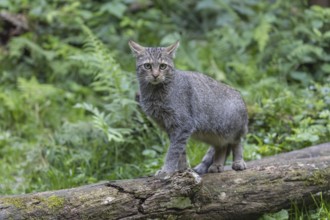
(129, 40, 248, 177)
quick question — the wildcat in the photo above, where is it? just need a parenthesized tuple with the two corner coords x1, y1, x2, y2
(129, 40, 248, 177)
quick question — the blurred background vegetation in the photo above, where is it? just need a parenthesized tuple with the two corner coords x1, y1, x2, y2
(0, 0, 329, 218)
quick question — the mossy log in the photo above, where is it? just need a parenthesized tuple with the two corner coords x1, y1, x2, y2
(1, 143, 330, 220)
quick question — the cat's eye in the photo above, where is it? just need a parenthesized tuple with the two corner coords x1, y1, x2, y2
(144, 63, 152, 70)
(159, 63, 167, 70)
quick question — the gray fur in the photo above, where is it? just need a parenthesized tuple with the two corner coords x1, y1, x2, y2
(128, 40, 248, 177)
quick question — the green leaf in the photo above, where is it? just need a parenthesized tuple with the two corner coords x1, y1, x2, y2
(260, 209, 289, 220)
(321, 64, 330, 73)
(196, 0, 219, 10)
(160, 33, 181, 46)
(100, 2, 127, 18)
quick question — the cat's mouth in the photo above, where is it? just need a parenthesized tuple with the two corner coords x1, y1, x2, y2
(149, 79, 162, 85)
(146, 76, 165, 85)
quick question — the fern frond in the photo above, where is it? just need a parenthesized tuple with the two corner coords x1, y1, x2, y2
(288, 42, 324, 61)
(9, 37, 56, 60)
(72, 25, 138, 143)
(70, 23, 129, 99)
(254, 17, 272, 52)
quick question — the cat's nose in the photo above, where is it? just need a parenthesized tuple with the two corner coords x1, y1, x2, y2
(152, 72, 160, 79)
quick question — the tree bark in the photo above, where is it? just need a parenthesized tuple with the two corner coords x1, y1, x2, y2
(1, 143, 330, 220)
(309, 0, 330, 7)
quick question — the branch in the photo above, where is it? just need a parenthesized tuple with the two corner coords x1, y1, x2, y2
(0, 12, 29, 34)
(1, 143, 329, 219)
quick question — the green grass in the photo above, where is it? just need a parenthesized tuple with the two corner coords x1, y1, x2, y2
(260, 194, 330, 220)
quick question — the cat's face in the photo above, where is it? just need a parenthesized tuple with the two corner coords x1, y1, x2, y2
(129, 41, 179, 85)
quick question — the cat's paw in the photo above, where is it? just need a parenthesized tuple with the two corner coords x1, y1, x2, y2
(155, 169, 174, 179)
(208, 164, 224, 173)
(193, 163, 208, 175)
(232, 160, 247, 171)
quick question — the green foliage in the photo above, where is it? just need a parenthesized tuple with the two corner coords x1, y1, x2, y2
(0, 0, 329, 218)
(245, 82, 330, 158)
(260, 194, 330, 220)
(0, 77, 86, 194)
(299, 194, 330, 220)
(72, 23, 137, 143)
(259, 209, 288, 220)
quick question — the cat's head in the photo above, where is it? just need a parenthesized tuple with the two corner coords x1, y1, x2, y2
(128, 40, 179, 85)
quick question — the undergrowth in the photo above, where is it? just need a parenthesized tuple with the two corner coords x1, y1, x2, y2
(0, 0, 329, 218)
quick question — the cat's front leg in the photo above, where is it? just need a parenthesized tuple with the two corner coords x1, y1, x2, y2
(155, 128, 191, 178)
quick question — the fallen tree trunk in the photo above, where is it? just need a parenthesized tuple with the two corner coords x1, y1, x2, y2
(1, 143, 329, 220)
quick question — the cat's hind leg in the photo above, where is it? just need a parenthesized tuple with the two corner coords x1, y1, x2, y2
(231, 142, 247, 171)
(193, 147, 214, 175)
(208, 146, 228, 173)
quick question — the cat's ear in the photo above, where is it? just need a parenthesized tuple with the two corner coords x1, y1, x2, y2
(165, 41, 180, 58)
(128, 40, 145, 57)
